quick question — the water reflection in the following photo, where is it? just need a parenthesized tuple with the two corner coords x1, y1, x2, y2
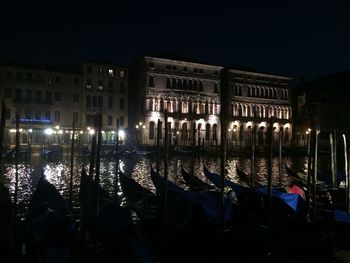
(1, 152, 320, 220)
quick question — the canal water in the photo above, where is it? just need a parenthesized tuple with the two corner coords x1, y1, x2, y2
(1, 151, 329, 221)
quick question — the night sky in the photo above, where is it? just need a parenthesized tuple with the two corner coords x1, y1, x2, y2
(1, 2, 350, 83)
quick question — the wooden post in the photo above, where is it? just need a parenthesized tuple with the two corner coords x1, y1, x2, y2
(330, 132, 336, 189)
(312, 129, 320, 222)
(251, 125, 256, 187)
(267, 117, 274, 227)
(156, 119, 161, 196)
(334, 130, 338, 188)
(279, 128, 283, 187)
(69, 121, 75, 210)
(0, 101, 6, 181)
(14, 114, 20, 225)
(342, 134, 350, 212)
(306, 130, 313, 211)
(190, 121, 196, 191)
(115, 118, 120, 201)
(163, 110, 169, 244)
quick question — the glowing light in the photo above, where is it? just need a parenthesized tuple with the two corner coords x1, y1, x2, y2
(308, 128, 311, 132)
(246, 121, 252, 128)
(55, 125, 59, 130)
(28, 129, 33, 133)
(142, 125, 146, 129)
(233, 128, 237, 132)
(44, 128, 54, 135)
(9, 129, 16, 133)
(89, 129, 95, 135)
(80, 131, 83, 134)
(65, 131, 69, 133)
(111, 131, 115, 134)
(259, 122, 266, 128)
(118, 130, 125, 140)
(101, 130, 105, 133)
(87, 127, 91, 130)
(176, 131, 179, 135)
(136, 125, 139, 129)
(58, 130, 63, 134)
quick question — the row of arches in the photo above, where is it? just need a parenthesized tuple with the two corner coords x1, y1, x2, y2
(230, 103, 292, 119)
(148, 97, 220, 115)
(235, 84, 289, 100)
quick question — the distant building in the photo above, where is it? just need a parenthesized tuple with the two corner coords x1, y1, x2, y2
(221, 69, 293, 148)
(293, 72, 350, 149)
(0, 60, 128, 152)
(130, 56, 293, 149)
(81, 61, 128, 145)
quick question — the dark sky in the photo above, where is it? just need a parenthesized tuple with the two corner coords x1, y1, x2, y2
(1, 1, 350, 83)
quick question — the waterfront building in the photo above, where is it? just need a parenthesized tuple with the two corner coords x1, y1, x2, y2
(0, 60, 129, 153)
(221, 68, 293, 149)
(129, 56, 223, 148)
(81, 61, 128, 146)
(130, 56, 293, 149)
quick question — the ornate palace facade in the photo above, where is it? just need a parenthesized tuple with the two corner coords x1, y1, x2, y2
(130, 56, 292, 149)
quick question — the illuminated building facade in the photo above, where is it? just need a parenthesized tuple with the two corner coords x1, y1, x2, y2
(130, 56, 292, 149)
(222, 69, 293, 148)
(130, 56, 223, 147)
(0, 61, 128, 152)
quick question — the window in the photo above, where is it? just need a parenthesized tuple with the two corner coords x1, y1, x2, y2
(214, 83, 218, 93)
(120, 82, 125, 94)
(15, 109, 21, 119)
(26, 90, 32, 102)
(27, 73, 32, 81)
(36, 90, 42, 103)
(86, 114, 91, 125)
(194, 68, 198, 73)
(54, 92, 61, 101)
(86, 79, 92, 90)
(5, 108, 10, 120)
(56, 76, 61, 83)
(98, 67, 103, 75)
(25, 109, 32, 119)
(166, 65, 171, 69)
(45, 91, 52, 103)
(98, 80, 103, 91)
(214, 71, 218, 75)
(108, 69, 114, 76)
(149, 76, 154, 87)
(120, 98, 124, 110)
(119, 116, 124, 127)
(73, 78, 79, 85)
(73, 93, 79, 103)
(149, 122, 155, 140)
(199, 81, 203, 91)
(120, 70, 125, 78)
(37, 73, 42, 81)
(183, 67, 187, 71)
(16, 72, 22, 79)
(166, 78, 171, 89)
(108, 115, 113, 126)
(92, 96, 97, 107)
(86, 67, 92, 74)
(46, 76, 52, 85)
(45, 111, 51, 120)
(86, 95, 91, 107)
(5, 88, 11, 98)
(108, 96, 113, 109)
(149, 62, 154, 68)
(15, 89, 22, 101)
(54, 111, 60, 122)
(172, 65, 177, 70)
(199, 69, 203, 73)
(108, 81, 113, 90)
(73, 112, 78, 123)
(35, 111, 41, 120)
(98, 96, 103, 108)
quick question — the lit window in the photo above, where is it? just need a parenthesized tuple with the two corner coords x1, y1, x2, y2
(98, 80, 103, 91)
(108, 69, 114, 76)
(86, 79, 92, 90)
(98, 67, 103, 75)
(120, 70, 125, 78)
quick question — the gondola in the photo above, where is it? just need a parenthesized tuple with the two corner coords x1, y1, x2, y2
(79, 168, 156, 262)
(203, 167, 307, 214)
(180, 166, 212, 191)
(119, 172, 159, 222)
(24, 173, 76, 262)
(150, 168, 234, 226)
(235, 165, 261, 186)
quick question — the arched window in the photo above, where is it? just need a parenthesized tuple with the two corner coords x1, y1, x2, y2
(167, 100, 171, 112)
(188, 80, 193, 90)
(149, 98, 153, 111)
(199, 81, 203, 91)
(181, 122, 188, 141)
(248, 86, 251, 97)
(148, 76, 154, 87)
(213, 124, 217, 142)
(209, 102, 213, 115)
(166, 78, 171, 89)
(194, 80, 198, 91)
(172, 79, 177, 89)
(214, 83, 219, 93)
(160, 98, 165, 112)
(205, 123, 210, 140)
(178, 79, 183, 89)
(183, 80, 188, 90)
(205, 101, 209, 114)
(214, 102, 218, 115)
(149, 121, 155, 140)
